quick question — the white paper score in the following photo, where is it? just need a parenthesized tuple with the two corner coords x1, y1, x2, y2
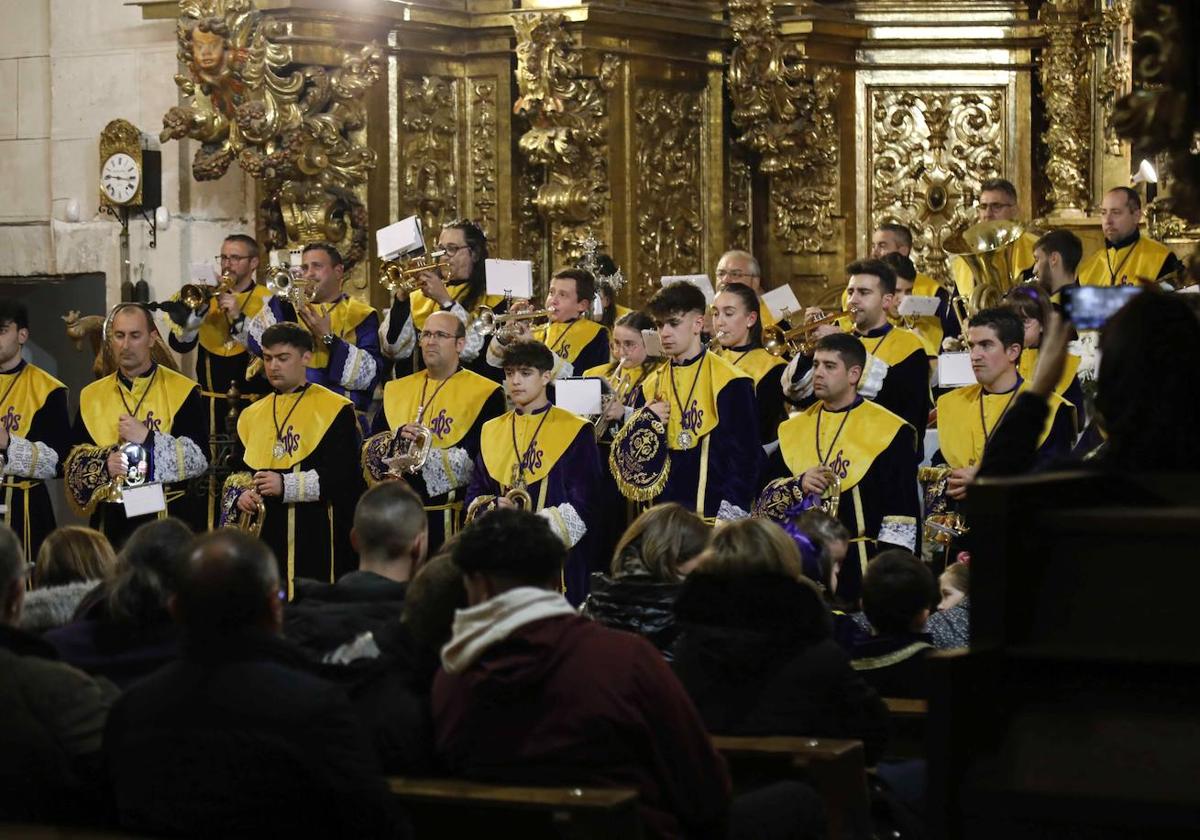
(376, 216, 425, 261)
(761, 285, 802, 320)
(555, 377, 603, 416)
(937, 352, 976, 388)
(899, 295, 941, 317)
(123, 483, 167, 518)
(485, 260, 534, 299)
(189, 262, 218, 286)
(660, 274, 715, 304)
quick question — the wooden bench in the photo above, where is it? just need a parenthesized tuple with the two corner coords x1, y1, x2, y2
(712, 735, 872, 840)
(883, 696, 929, 761)
(387, 777, 643, 840)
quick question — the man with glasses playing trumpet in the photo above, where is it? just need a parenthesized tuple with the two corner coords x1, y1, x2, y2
(64, 303, 209, 547)
(362, 310, 504, 552)
(783, 259, 932, 458)
(465, 340, 602, 606)
(380, 219, 508, 382)
(240, 242, 381, 433)
(759, 333, 919, 604)
(221, 322, 363, 599)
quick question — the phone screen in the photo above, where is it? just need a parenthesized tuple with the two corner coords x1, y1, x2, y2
(1060, 285, 1140, 330)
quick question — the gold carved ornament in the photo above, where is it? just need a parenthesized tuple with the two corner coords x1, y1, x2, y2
(160, 0, 383, 271)
(1113, 0, 1200, 226)
(727, 0, 839, 255)
(634, 88, 705, 301)
(870, 90, 1006, 282)
(1039, 0, 1092, 216)
(398, 76, 460, 239)
(512, 12, 621, 267)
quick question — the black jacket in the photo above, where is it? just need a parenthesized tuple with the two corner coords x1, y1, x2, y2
(671, 573, 889, 765)
(579, 572, 682, 659)
(103, 629, 403, 839)
(285, 570, 408, 656)
(850, 632, 934, 700)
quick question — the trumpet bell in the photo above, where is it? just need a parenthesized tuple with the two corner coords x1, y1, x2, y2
(383, 426, 433, 476)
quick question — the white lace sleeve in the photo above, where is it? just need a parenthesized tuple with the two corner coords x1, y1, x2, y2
(3, 435, 59, 480)
(486, 337, 507, 369)
(379, 306, 416, 361)
(458, 303, 486, 363)
(421, 446, 474, 496)
(247, 302, 277, 350)
(878, 515, 918, 551)
(337, 343, 378, 392)
(717, 500, 749, 522)
(283, 469, 321, 503)
(150, 433, 209, 483)
(539, 502, 587, 548)
(859, 354, 888, 400)
(781, 355, 813, 401)
(552, 356, 574, 380)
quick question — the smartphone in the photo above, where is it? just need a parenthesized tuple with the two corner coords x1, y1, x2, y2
(1060, 285, 1141, 330)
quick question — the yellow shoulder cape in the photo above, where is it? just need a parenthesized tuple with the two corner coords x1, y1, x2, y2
(198, 285, 270, 357)
(639, 351, 751, 451)
(1079, 235, 1175, 287)
(859, 325, 927, 367)
(381, 368, 500, 449)
(79, 365, 197, 447)
(778, 399, 912, 492)
(713, 346, 785, 386)
(480, 405, 589, 486)
(952, 230, 1038, 298)
(1018, 348, 1080, 396)
(535, 319, 606, 365)
(936, 382, 1070, 469)
(0, 363, 66, 438)
(237, 383, 351, 470)
(307, 296, 377, 371)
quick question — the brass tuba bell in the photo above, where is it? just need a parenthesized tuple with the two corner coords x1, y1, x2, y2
(943, 220, 1030, 313)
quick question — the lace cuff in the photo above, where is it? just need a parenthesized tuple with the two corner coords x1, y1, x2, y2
(283, 469, 321, 503)
(379, 308, 416, 360)
(781, 356, 813, 401)
(486, 338, 506, 369)
(457, 303, 485, 362)
(248, 304, 277, 350)
(339, 343, 378, 392)
(539, 502, 587, 548)
(3, 436, 58, 480)
(878, 515, 918, 551)
(859, 354, 888, 399)
(151, 433, 209, 483)
(717, 500, 750, 522)
(552, 356, 574, 380)
(421, 446, 473, 497)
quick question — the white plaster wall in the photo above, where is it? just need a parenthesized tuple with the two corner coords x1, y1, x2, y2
(0, 0, 255, 313)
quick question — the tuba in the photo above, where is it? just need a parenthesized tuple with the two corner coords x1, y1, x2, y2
(763, 311, 852, 357)
(942, 220, 1035, 348)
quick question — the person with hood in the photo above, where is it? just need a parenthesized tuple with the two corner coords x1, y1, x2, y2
(432, 508, 731, 840)
(671, 518, 889, 765)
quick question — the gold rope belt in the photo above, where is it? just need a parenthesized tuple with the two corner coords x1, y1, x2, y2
(199, 390, 264, 402)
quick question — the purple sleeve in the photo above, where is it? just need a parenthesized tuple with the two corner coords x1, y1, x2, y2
(326, 311, 383, 394)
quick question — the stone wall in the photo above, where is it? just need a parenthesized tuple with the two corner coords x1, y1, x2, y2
(0, 0, 255, 309)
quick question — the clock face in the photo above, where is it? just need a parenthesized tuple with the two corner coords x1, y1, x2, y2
(101, 152, 141, 205)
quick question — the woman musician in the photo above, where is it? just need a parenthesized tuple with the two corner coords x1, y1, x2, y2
(583, 311, 661, 443)
(710, 283, 787, 447)
(379, 218, 508, 382)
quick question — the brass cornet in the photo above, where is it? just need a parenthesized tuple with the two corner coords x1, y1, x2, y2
(179, 273, 237, 310)
(382, 423, 433, 476)
(763, 311, 852, 357)
(379, 251, 452, 295)
(472, 306, 552, 341)
(265, 266, 317, 310)
(236, 497, 266, 537)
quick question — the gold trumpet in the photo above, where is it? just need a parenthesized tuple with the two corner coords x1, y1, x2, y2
(236, 497, 266, 537)
(763, 311, 853, 357)
(179, 273, 237, 310)
(472, 306, 552, 341)
(379, 251, 452, 295)
(463, 484, 533, 523)
(803, 466, 841, 518)
(917, 465, 968, 547)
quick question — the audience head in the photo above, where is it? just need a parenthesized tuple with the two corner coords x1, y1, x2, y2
(787, 510, 850, 596)
(106, 518, 193, 628)
(351, 481, 428, 581)
(939, 561, 969, 611)
(34, 526, 116, 588)
(401, 542, 469, 677)
(611, 503, 710, 581)
(701, 518, 805, 580)
(967, 307, 1023, 389)
(0, 525, 25, 626)
(1100, 186, 1143, 243)
(173, 530, 282, 641)
(1096, 290, 1200, 470)
(976, 177, 1019, 222)
(862, 550, 936, 635)
(452, 509, 565, 604)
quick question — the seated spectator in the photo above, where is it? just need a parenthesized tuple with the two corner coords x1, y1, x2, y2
(44, 518, 191, 688)
(21, 526, 116, 633)
(580, 502, 708, 657)
(980, 291, 1200, 477)
(286, 481, 428, 657)
(434, 509, 731, 839)
(672, 518, 889, 765)
(926, 560, 969, 650)
(0, 524, 118, 823)
(104, 530, 400, 839)
(784, 511, 867, 651)
(852, 550, 936, 698)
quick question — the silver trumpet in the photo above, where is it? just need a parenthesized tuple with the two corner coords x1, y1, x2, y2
(382, 423, 433, 477)
(265, 266, 318, 310)
(105, 441, 149, 504)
